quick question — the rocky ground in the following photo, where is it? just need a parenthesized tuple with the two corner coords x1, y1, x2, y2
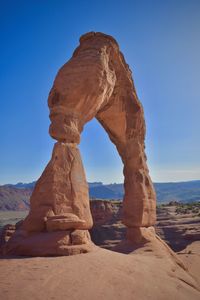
(156, 203, 200, 286)
(90, 200, 200, 250)
(89, 200, 200, 287)
(0, 201, 200, 299)
(1, 245, 200, 300)
(1, 201, 200, 254)
(156, 203, 200, 251)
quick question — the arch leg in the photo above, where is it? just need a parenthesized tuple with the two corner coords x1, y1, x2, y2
(97, 93, 156, 228)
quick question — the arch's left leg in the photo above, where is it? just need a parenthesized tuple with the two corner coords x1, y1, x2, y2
(5, 33, 116, 256)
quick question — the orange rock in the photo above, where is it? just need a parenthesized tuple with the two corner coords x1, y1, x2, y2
(6, 32, 156, 256)
(48, 31, 156, 227)
(5, 229, 95, 256)
(22, 142, 93, 233)
(90, 200, 122, 226)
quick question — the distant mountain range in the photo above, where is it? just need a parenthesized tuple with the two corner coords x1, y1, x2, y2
(0, 180, 200, 210)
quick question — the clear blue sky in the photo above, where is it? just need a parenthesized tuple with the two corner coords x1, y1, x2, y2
(1, 0, 200, 184)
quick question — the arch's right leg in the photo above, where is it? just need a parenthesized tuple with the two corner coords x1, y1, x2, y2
(96, 88, 156, 229)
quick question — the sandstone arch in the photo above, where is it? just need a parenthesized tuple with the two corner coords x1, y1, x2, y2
(5, 32, 156, 256)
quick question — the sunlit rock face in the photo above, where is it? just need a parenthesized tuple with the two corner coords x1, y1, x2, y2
(5, 32, 156, 256)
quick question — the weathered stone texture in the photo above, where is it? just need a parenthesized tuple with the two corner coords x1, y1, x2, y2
(5, 32, 156, 256)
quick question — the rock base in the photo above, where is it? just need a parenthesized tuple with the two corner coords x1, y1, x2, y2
(114, 226, 187, 271)
(4, 229, 97, 256)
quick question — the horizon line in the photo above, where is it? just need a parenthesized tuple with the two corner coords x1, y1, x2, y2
(1, 178, 200, 186)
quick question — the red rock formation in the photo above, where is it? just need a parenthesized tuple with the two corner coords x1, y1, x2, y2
(22, 142, 93, 232)
(5, 32, 156, 256)
(90, 200, 122, 226)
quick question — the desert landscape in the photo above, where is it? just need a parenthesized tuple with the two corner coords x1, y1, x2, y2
(1, 2, 200, 299)
(0, 30, 200, 298)
(0, 199, 200, 299)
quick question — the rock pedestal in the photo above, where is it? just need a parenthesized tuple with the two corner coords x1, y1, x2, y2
(6, 142, 95, 256)
(6, 32, 157, 256)
(22, 142, 93, 232)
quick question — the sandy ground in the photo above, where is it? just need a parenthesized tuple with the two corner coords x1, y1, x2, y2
(0, 245, 200, 300)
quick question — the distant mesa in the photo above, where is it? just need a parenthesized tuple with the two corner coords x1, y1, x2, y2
(0, 180, 200, 211)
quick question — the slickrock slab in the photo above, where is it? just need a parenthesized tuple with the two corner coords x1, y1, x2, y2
(0, 247, 199, 300)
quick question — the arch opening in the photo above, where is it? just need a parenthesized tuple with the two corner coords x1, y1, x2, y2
(80, 118, 124, 186)
(80, 118, 125, 250)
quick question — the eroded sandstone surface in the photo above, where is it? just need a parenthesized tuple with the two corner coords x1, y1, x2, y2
(5, 32, 156, 256)
(1, 201, 200, 294)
